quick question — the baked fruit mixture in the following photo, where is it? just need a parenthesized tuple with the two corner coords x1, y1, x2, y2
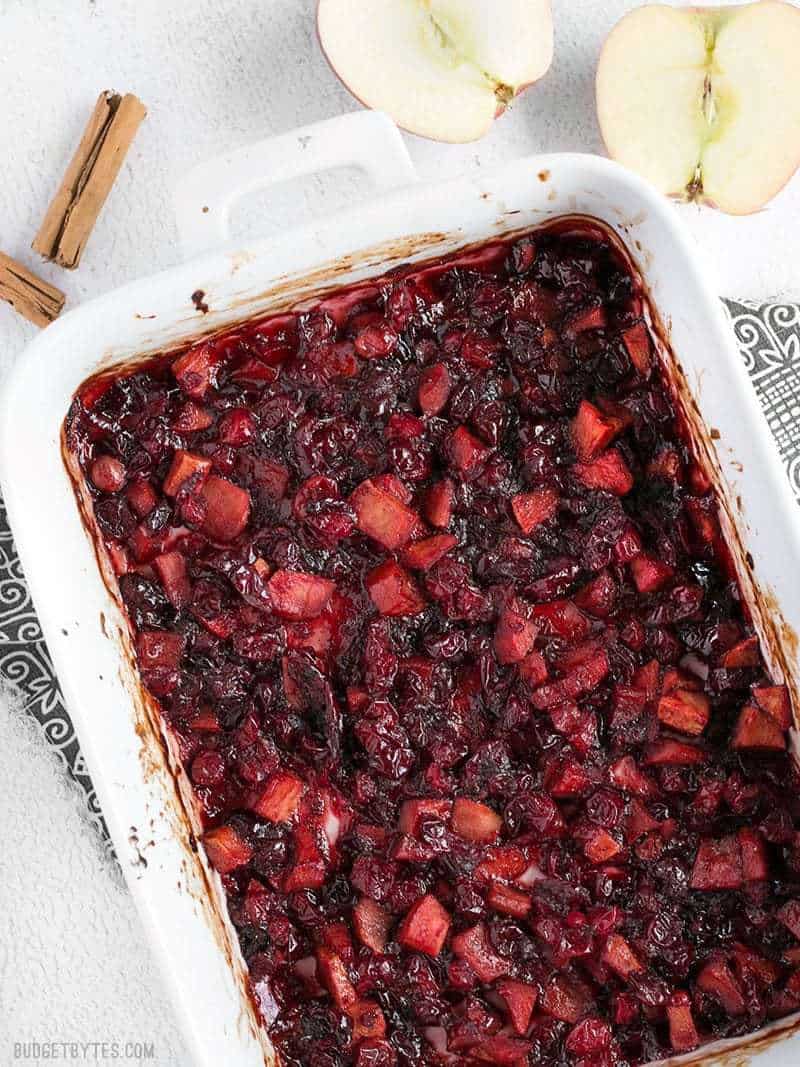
(66, 221, 800, 1067)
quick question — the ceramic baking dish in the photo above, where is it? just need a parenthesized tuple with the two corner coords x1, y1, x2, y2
(1, 110, 799, 1067)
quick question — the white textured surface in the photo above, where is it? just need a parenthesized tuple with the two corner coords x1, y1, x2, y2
(0, 692, 189, 1064)
(0, 0, 799, 1063)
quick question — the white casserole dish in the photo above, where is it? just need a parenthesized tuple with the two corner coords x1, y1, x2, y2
(1, 110, 799, 1067)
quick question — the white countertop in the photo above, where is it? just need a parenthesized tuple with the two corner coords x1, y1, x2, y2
(1, 1, 799, 1064)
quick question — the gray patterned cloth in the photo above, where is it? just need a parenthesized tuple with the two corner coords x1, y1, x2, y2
(0, 299, 798, 848)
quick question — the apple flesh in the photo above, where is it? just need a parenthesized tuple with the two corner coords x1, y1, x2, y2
(596, 1, 800, 214)
(317, 0, 553, 143)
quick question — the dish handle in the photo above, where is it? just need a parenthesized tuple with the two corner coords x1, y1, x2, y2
(174, 111, 419, 260)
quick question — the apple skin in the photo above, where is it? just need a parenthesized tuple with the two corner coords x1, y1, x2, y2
(316, 0, 553, 144)
(596, 1, 800, 215)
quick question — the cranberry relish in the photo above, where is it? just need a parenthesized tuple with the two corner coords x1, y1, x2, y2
(66, 222, 800, 1067)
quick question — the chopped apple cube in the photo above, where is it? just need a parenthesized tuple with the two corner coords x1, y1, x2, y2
(268, 569, 336, 620)
(451, 798, 502, 844)
(667, 991, 700, 1052)
(199, 475, 251, 542)
(163, 449, 212, 497)
(446, 425, 492, 479)
(418, 363, 452, 415)
(401, 533, 458, 571)
(602, 933, 643, 978)
(630, 553, 674, 595)
(366, 560, 426, 616)
(691, 835, 742, 891)
(511, 487, 559, 533)
(697, 957, 746, 1015)
(251, 770, 305, 823)
(573, 449, 634, 495)
(396, 894, 451, 957)
(353, 897, 392, 953)
(451, 922, 510, 982)
(572, 400, 623, 462)
(316, 947, 358, 1010)
(352, 478, 418, 549)
(202, 824, 253, 874)
(752, 685, 792, 729)
(494, 605, 538, 665)
(732, 703, 787, 751)
(657, 689, 710, 736)
(497, 979, 538, 1035)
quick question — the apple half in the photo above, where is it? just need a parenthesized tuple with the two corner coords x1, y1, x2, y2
(317, 0, 554, 143)
(596, 1, 800, 214)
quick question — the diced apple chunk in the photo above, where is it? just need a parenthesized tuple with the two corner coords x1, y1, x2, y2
(446, 425, 492, 479)
(511, 487, 559, 533)
(739, 827, 769, 882)
(418, 363, 451, 415)
(541, 975, 591, 1024)
(354, 897, 392, 953)
(752, 685, 792, 729)
(697, 957, 746, 1015)
(401, 534, 458, 571)
(366, 560, 426, 616)
(497, 979, 539, 1035)
(732, 703, 787, 751)
(202, 824, 253, 874)
(199, 475, 251, 542)
(349, 1000, 387, 1042)
(602, 933, 643, 978)
(494, 605, 538, 665)
(721, 635, 760, 668)
(630, 553, 674, 594)
(621, 323, 652, 376)
(530, 599, 590, 640)
(643, 738, 706, 766)
(609, 755, 658, 797)
(172, 342, 219, 398)
(424, 478, 454, 528)
(251, 770, 305, 822)
(573, 448, 634, 495)
(268, 569, 336, 620)
(583, 827, 623, 864)
(163, 449, 212, 497)
(487, 883, 532, 919)
(475, 845, 527, 883)
(451, 798, 502, 844)
(352, 478, 418, 549)
(565, 305, 608, 336)
(658, 689, 710, 736)
(136, 630, 184, 670)
(451, 922, 510, 982)
(316, 947, 358, 1010)
(667, 991, 700, 1052)
(471, 1036, 533, 1065)
(396, 894, 451, 957)
(154, 550, 192, 610)
(691, 835, 742, 891)
(572, 400, 623, 462)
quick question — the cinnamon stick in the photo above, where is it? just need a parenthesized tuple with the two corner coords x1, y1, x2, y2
(33, 91, 146, 269)
(0, 252, 65, 327)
